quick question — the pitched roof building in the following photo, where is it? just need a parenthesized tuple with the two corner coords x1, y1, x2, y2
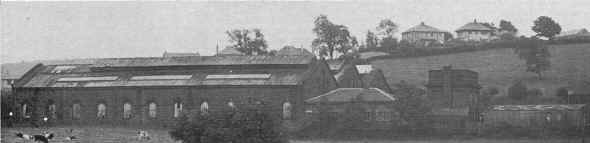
(11, 55, 337, 128)
(304, 88, 400, 129)
(276, 47, 314, 56)
(402, 22, 449, 44)
(455, 19, 496, 41)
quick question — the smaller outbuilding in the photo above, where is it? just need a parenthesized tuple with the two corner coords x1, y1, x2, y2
(305, 88, 400, 129)
(483, 104, 589, 128)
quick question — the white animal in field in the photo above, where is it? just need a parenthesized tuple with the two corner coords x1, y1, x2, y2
(137, 130, 151, 140)
(15, 132, 54, 143)
(64, 129, 78, 141)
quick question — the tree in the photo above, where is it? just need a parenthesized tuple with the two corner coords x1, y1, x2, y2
(392, 81, 431, 123)
(481, 22, 498, 30)
(365, 30, 378, 50)
(513, 37, 551, 79)
(499, 20, 518, 33)
(376, 19, 398, 38)
(379, 36, 398, 52)
(169, 104, 286, 143)
(312, 15, 354, 59)
(508, 81, 528, 100)
(226, 29, 269, 55)
(532, 16, 562, 40)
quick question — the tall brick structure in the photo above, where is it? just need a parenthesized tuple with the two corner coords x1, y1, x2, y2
(426, 65, 481, 132)
(427, 65, 480, 108)
(11, 55, 337, 127)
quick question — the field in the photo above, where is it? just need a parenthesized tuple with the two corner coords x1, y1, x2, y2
(1, 126, 177, 143)
(2, 126, 587, 143)
(371, 43, 590, 96)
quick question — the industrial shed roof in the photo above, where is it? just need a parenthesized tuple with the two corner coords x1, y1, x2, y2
(490, 104, 586, 111)
(18, 56, 316, 87)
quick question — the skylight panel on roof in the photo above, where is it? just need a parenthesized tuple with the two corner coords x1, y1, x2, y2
(51, 66, 77, 73)
(57, 76, 118, 82)
(206, 74, 271, 79)
(130, 75, 193, 80)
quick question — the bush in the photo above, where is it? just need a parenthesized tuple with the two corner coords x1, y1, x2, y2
(169, 105, 287, 143)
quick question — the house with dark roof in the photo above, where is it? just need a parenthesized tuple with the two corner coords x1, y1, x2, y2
(456, 19, 496, 42)
(402, 22, 449, 45)
(304, 88, 400, 129)
(10, 55, 337, 128)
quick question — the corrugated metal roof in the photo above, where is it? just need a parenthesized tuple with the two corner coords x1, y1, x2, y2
(23, 70, 305, 87)
(57, 76, 119, 82)
(205, 74, 271, 79)
(490, 104, 586, 111)
(130, 75, 192, 80)
(305, 88, 396, 103)
(403, 22, 447, 33)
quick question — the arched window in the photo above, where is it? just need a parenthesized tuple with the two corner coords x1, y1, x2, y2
(21, 103, 30, 118)
(72, 103, 81, 120)
(200, 101, 209, 115)
(282, 102, 292, 120)
(97, 103, 106, 119)
(48, 103, 57, 120)
(148, 102, 157, 118)
(123, 102, 132, 119)
(173, 101, 183, 118)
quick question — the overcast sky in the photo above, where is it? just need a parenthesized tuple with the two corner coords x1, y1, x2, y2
(1, 0, 589, 63)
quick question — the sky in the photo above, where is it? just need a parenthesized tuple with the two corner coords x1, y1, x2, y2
(1, 0, 589, 63)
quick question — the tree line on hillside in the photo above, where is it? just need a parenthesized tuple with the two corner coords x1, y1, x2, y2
(223, 15, 563, 79)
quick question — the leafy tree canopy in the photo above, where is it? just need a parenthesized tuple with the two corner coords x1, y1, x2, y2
(169, 104, 286, 143)
(499, 20, 518, 33)
(532, 16, 562, 40)
(226, 29, 269, 55)
(312, 15, 355, 59)
(513, 37, 551, 79)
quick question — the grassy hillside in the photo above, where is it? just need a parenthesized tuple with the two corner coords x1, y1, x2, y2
(371, 43, 590, 97)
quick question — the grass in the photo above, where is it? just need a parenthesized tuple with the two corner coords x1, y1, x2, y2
(1, 126, 178, 143)
(371, 43, 590, 97)
(2, 126, 587, 143)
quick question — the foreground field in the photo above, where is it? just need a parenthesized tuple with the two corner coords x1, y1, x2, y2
(372, 43, 590, 96)
(1, 126, 177, 143)
(1, 127, 587, 143)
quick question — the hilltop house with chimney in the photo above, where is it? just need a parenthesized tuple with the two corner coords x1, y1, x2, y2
(402, 22, 449, 46)
(456, 19, 496, 42)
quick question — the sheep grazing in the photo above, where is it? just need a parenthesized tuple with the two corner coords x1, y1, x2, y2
(137, 130, 151, 140)
(15, 132, 54, 143)
(65, 129, 78, 141)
